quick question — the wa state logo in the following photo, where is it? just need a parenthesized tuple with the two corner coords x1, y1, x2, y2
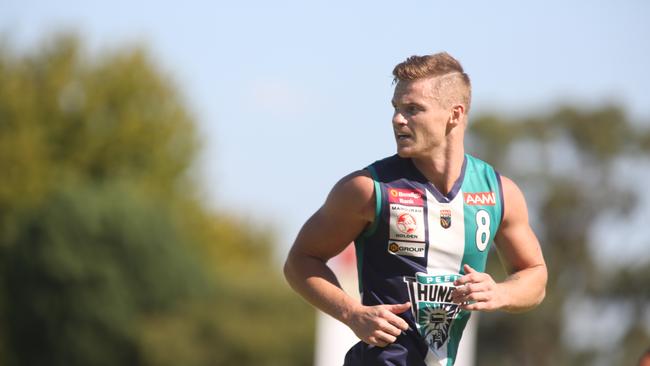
(404, 273, 464, 351)
(440, 209, 451, 229)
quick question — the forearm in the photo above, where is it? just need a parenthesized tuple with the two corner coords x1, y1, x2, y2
(499, 264, 547, 313)
(283, 252, 360, 324)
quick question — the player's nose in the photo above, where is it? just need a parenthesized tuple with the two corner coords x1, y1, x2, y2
(392, 111, 407, 125)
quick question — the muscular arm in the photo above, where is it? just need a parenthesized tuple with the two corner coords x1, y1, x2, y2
(492, 175, 547, 311)
(453, 175, 547, 313)
(283, 171, 410, 346)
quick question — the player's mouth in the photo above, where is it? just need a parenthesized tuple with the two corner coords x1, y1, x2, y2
(396, 133, 413, 141)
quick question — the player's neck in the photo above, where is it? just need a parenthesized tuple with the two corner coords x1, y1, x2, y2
(412, 144, 465, 196)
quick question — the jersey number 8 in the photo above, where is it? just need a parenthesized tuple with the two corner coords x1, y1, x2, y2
(475, 210, 490, 251)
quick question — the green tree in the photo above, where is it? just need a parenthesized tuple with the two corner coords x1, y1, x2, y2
(4, 182, 208, 366)
(0, 34, 314, 366)
(468, 106, 650, 365)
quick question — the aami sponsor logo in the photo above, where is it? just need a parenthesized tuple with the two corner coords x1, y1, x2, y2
(464, 192, 496, 206)
(388, 188, 424, 206)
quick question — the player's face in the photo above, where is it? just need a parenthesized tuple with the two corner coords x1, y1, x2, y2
(391, 78, 451, 159)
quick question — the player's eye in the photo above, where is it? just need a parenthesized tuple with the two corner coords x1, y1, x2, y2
(406, 105, 419, 115)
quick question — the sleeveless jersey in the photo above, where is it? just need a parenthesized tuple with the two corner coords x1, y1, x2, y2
(344, 154, 503, 366)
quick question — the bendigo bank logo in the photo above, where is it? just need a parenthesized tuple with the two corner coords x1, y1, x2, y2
(396, 213, 417, 234)
(464, 192, 496, 206)
(389, 188, 424, 206)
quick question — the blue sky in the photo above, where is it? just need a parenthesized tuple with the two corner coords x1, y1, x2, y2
(3, 0, 649, 261)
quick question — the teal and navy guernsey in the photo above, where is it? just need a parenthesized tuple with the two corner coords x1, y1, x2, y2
(344, 154, 503, 366)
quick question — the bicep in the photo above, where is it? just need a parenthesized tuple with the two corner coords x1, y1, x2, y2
(494, 176, 546, 274)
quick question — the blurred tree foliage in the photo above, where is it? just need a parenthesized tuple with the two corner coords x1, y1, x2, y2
(0, 34, 313, 366)
(468, 106, 650, 365)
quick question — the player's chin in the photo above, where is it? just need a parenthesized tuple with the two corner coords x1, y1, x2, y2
(396, 146, 416, 158)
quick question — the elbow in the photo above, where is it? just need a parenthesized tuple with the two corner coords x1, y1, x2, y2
(283, 249, 302, 288)
(531, 265, 548, 308)
(537, 268, 548, 305)
(535, 287, 546, 308)
(283, 253, 295, 285)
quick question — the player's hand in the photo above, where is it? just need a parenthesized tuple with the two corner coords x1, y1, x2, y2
(346, 302, 411, 347)
(452, 264, 506, 311)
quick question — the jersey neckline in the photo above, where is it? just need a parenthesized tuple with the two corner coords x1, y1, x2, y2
(407, 154, 468, 204)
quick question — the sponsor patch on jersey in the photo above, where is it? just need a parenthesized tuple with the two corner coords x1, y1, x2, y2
(464, 191, 496, 206)
(388, 188, 424, 206)
(387, 241, 425, 257)
(389, 204, 425, 242)
(440, 209, 451, 229)
(404, 273, 464, 351)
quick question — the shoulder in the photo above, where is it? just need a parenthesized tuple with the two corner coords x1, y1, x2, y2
(465, 154, 497, 176)
(287, 170, 376, 261)
(330, 170, 373, 198)
(497, 175, 530, 226)
(325, 170, 375, 221)
(499, 175, 525, 205)
(366, 154, 411, 182)
(324, 155, 406, 222)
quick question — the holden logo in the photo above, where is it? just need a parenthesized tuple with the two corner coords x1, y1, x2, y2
(397, 213, 417, 234)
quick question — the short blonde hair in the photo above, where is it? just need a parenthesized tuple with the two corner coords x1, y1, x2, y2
(392, 52, 472, 112)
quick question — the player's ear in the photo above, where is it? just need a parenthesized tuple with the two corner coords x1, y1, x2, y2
(449, 104, 465, 127)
